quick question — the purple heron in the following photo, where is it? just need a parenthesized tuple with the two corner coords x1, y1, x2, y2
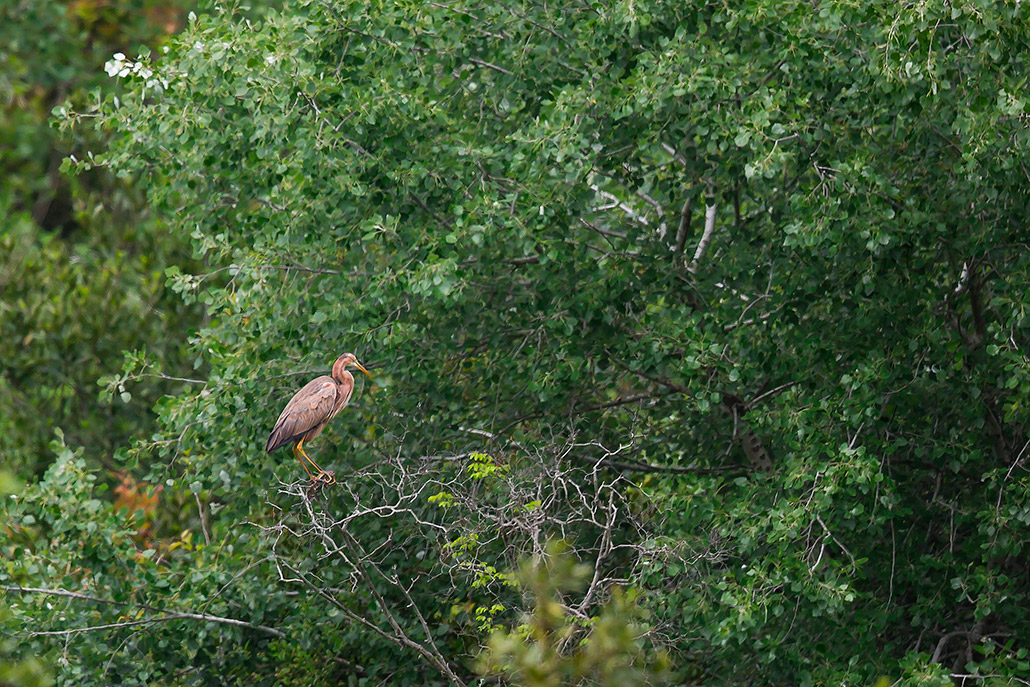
(265, 353, 371, 485)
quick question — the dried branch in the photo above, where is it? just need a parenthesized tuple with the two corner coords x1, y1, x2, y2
(263, 476, 468, 686)
(257, 433, 719, 677)
(3, 586, 285, 638)
(337, 529, 467, 686)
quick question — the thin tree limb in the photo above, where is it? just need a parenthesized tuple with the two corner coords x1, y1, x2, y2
(673, 195, 692, 256)
(3, 586, 285, 638)
(589, 184, 650, 227)
(688, 190, 717, 273)
(469, 57, 512, 75)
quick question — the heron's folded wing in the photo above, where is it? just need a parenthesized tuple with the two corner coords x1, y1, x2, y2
(265, 376, 338, 452)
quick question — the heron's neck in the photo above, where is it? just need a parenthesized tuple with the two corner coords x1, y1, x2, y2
(335, 370, 354, 392)
(331, 357, 348, 382)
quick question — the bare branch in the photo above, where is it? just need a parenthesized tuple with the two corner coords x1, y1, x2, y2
(3, 586, 285, 638)
(688, 189, 717, 273)
(589, 184, 650, 227)
(469, 57, 512, 75)
(635, 189, 667, 238)
(2, 586, 122, 607)
(578, 217, 626, 241)
(257, 431, 722, 679)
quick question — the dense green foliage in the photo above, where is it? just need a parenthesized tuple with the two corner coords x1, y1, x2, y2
(0, 0, 200, 477)
(4, 0, 1030, 685)
(0, 471, 52, 687)
(0, 204, 200, 476)
(1, 0, 179, 232)
(1, 2, 197, 679)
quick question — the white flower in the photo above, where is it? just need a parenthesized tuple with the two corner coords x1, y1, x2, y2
(105, 52, 127, 77)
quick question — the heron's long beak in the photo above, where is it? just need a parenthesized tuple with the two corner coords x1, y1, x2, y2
(353, 361, 372, 378)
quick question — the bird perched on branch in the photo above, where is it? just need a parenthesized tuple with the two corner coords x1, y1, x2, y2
(266, 353, 371, 485)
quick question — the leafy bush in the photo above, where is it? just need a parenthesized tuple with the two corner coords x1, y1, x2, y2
(4, 0, 1030, 684)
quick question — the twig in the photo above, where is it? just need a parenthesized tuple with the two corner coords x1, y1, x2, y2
(746, 382, 796, 409)
(2, 586, 120, 607)
(408, 194, 450, 229)
(578, 217, 626, 241)
(130, 372, 207, 385)
(335, 530, 467, 686)
(259, 264, 344, 275)
(469, 57, 512, 75)
(570, 453, 741, 475)
(195, 493, 211, 546)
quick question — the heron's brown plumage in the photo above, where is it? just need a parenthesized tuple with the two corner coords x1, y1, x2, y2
(264, 374, 352, 453)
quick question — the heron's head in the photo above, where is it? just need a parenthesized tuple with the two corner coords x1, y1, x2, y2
(333, 352, 372, 381)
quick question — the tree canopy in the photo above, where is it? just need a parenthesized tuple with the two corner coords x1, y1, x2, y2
(4, 0, 1030, 685)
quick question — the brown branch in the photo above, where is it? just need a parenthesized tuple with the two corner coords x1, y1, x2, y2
(495, 390, 677, 437)
(932, 630, 975, 664)
(337, 529, 466, 686)
(408, 194, 450, 230)
(733, 184, 741, 227)
(504, 255, 540, 265)
(673, 195, 692, 257)
(742, 59, 786, 99)
(610, 358, 690, 394)
(574, 391, 673, 414)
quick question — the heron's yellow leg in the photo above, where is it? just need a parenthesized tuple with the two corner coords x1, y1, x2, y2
(296, 439, 335, 485)
(292, 443, 316, 480)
